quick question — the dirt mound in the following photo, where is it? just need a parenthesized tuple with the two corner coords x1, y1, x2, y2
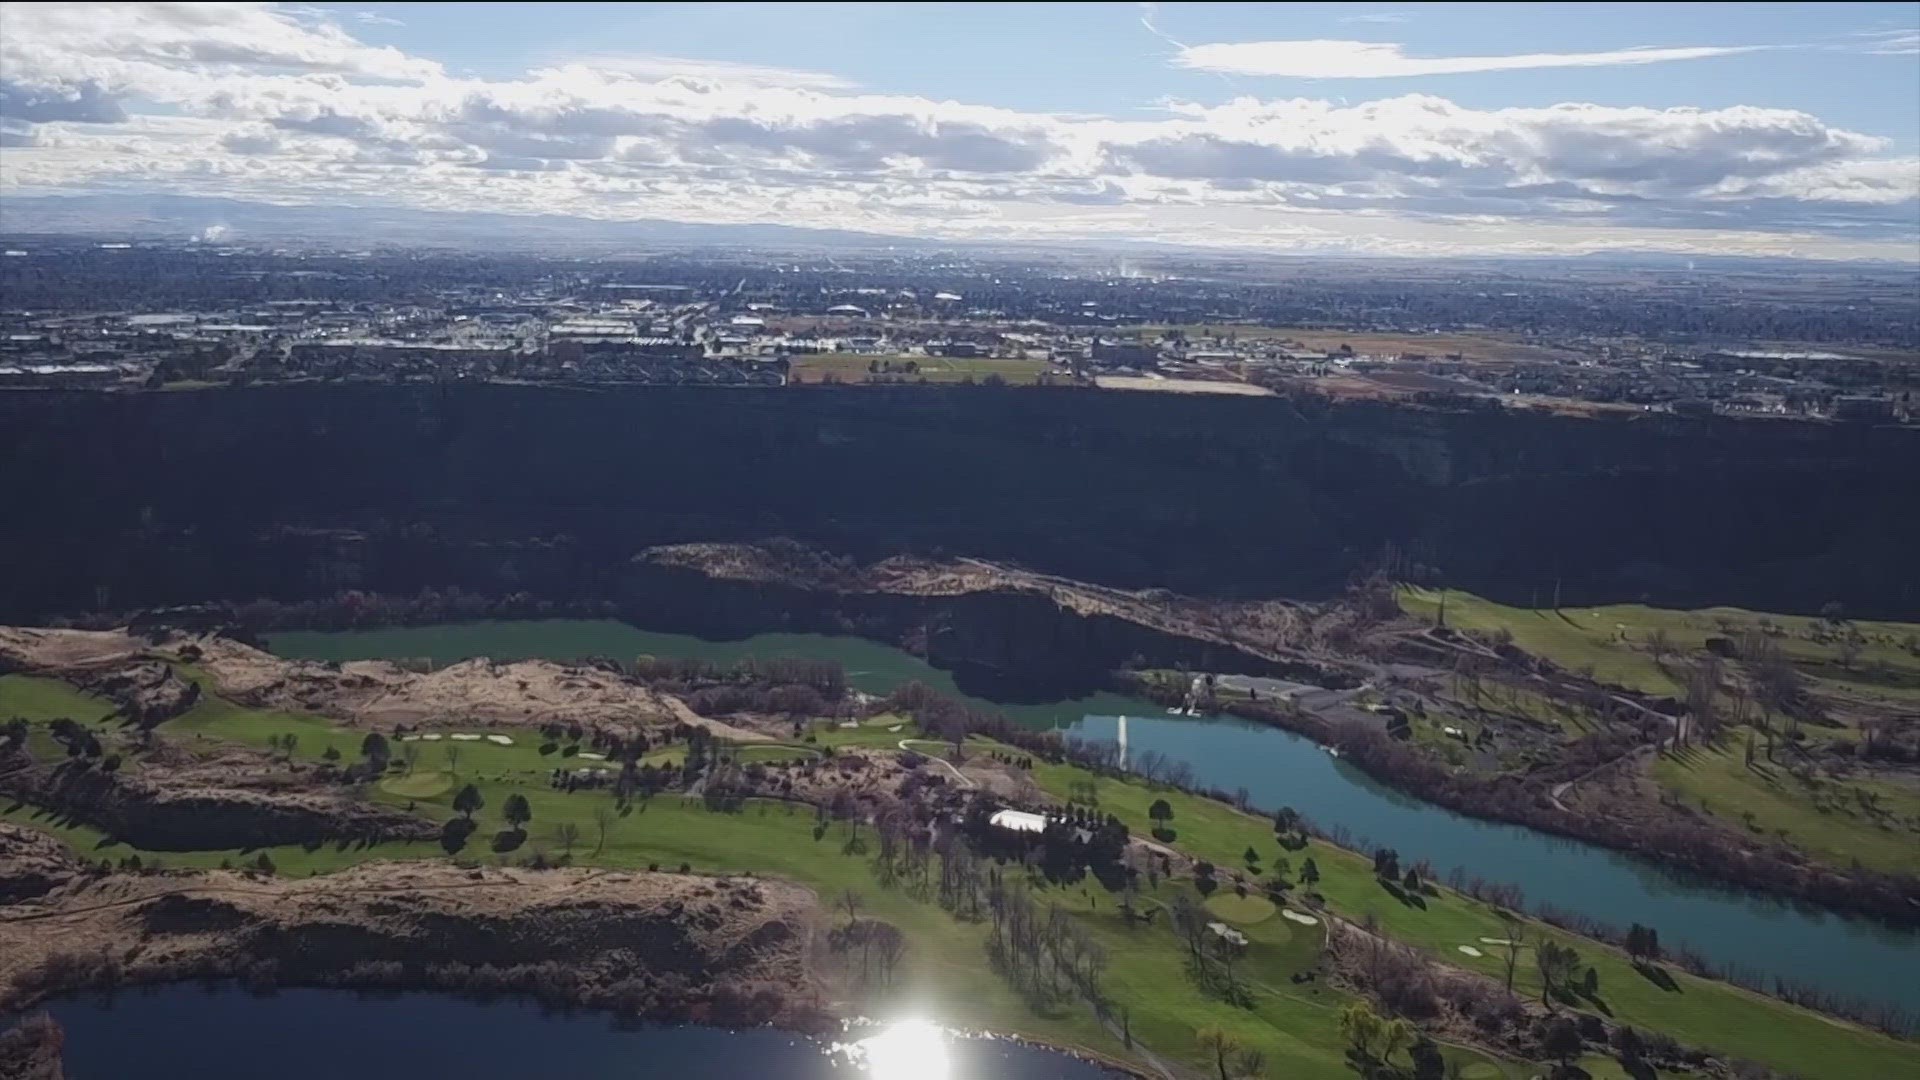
(187, 635, 763, 741)
(0, 759, 437, 851)
(0, 823, 86, 902)
(0, 627, 143, 674)
(0, 863, 819, 1026)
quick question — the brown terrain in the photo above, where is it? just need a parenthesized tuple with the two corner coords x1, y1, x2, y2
(0, 859, 822, 1026)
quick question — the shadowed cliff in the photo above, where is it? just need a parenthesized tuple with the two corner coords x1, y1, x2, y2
(2, 385, 1915, 618)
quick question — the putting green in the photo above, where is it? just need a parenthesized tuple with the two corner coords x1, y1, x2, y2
(1203, 892, 1276, 925)
(380, 770, 453, 799)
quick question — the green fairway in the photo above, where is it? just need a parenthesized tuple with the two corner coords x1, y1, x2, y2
(1654, 732, 1920, 876)
(1205, 892, 1277, 925)
(0, 674, 120, 724)
(380, 770, 454, 799)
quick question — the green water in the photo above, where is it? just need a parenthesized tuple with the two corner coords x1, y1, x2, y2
(265, 619, 1160, 731)
(264, 619, 1920, 1017)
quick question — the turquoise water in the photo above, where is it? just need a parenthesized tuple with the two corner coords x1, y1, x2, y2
(267, 619, 1920, 1017)
(41, 988, 1107, 1079)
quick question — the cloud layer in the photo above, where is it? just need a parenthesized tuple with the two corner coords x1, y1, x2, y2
(1, 2, 1914, 259)
(1173, 39, 1764, 79)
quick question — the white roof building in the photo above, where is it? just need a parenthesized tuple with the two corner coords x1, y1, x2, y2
(989, 809, 1049, 834)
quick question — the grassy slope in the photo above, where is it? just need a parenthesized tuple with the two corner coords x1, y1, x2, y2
(1023, 756, 1918, 1080)
(1398, 587, 1920, 703)
(1654, 734, 1920, 876)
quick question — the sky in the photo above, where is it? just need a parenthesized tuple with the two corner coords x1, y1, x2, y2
(1, 1, 1917, 259)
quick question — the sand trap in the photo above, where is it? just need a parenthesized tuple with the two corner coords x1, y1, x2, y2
(450, 733, 482, 742)
(838, 720, 860, 729)
(418, 733, 443, 741)
(1478, 937, 1514, 946)
(1280, 910, 1319, 926)
(485, 734, 514, 745)
(1457, 945, 1484, 958)
(887, 724, 903, 732)
(576, 751, 606, 761)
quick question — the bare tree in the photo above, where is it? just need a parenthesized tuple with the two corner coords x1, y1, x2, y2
(592, 803, 614, 856)
(443, 743, 463, 778)
(1501, 918, 1527, 993)
(400, 741, 420, 776)
(553, 821, 581, 856)
(839, 888, 863, 926)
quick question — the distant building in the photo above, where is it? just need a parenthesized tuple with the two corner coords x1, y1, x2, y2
(1831, 396, 1897, 422)
(988, 809, 1049, 834)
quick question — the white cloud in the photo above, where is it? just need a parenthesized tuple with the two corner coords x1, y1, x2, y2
(1852, 30, 1919, 56)
(566, 55, 856, 90)
(1174, 39, 1764, 79)
(0, 2, 1912, 259)
(1341, 12, 1413, 25)
(354, 10, 404, 27)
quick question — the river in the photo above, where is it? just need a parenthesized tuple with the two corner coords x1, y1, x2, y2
(266, 620, 1920, 1018)
(38, 987, 1109, 1079)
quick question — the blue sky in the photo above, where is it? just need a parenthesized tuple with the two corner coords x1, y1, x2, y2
(343, 2, 1920, 148)
(2, 2, 1916, 258)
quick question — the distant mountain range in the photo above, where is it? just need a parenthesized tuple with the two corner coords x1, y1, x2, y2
(1, 193, 1909, 270)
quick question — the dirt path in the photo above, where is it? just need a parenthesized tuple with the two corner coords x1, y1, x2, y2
(897, 739, 974, 788)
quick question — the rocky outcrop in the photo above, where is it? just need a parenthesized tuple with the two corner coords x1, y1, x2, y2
(0, 823, 86, 903)
(3, 386, 1916, 620)
(72, 661, 199, 726)
(0, 759, 437, 851)
(0, 863, 819, 1028)
(0, 1013, 64, 1080)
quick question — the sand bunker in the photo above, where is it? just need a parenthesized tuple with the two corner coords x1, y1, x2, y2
(886, 725, 903, 732)
(418, 733, 443, 741)
(1478, 937, 1514, 946)
(576, 751, 606, 761)
(450, 733, 482, 742)
(1457, 945, 1484, 958)
(1280, 910, 1319, 926)
(485, 734, 514, 745)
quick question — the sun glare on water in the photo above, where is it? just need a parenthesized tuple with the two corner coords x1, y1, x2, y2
(856, 1019, 952, 1080)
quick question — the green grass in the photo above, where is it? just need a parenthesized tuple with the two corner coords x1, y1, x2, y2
(1398, 587, 1920, 704)
(0, 674, 120, 724)
(1654, 732, 1920, 876)
(379, 771, 454, 799)
(790, 353, 1051, 385)
(1205, 892, 1277, 924)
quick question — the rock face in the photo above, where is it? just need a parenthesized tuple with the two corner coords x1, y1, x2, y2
(0, 864, 819, 1027)
(0, 1013, 65, 1080)
(0, 823, 86, 902)
(2, 385, 1916, 618)
(0, 758, 438, 851)
(72, 661, 199, 726)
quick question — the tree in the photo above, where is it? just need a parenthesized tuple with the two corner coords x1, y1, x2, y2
(1194, 861, 1219, 897)
(1341, 1001, 1411, 1078)
(592, 804, 614, 856)
(1624, 923, 1661, 964)
(1196, 1024, 1241, 1080)
(1148, 798, 1173, 836)
(553, 821, 580, 855)
(1647, 627, 1671, 665)
(254, 852, 275, 875)
(453, 782, 484, 820)
(502, 793, 532, 833)
(1409, 1035, 1447, 1080)
(839, 888, 863, 926)
(360, 731, 389, 766)
(1402, 867, 1421, 893)
(1233, 1046, 1267, 1079)
(1541, 1016, 1584, 1066)
(1501, 918, 1528, 992)
(1300, 857, 1320, 887)
(1537, 940, 1582, 1008)
(400, 741, 420, 775)
(1243, 845, 1260, 869)
(443, 743, 463, 777)
(321, 745, 341, 764)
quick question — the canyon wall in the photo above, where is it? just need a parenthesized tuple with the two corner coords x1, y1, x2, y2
(3, 385, 1916, 618)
